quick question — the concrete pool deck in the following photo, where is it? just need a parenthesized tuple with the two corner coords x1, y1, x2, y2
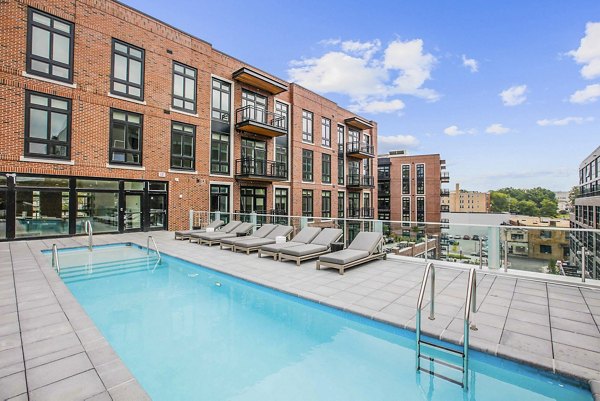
(1, 231, 600, 400)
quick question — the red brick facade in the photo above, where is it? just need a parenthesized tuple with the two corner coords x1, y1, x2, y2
(0, 0, 377, 234)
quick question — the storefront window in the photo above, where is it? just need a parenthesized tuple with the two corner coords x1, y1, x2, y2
(15, 190, 69, 237)
(76, 191, 119, 233)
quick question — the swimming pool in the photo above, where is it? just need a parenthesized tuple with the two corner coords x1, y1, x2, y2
(52, 244, 592, 401)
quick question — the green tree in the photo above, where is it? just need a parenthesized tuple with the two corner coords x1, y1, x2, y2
(568, 186, 579, 205)
(539, 199, 558, 217)
(490, 192, 510, 212)
(516, 199, 538, 216)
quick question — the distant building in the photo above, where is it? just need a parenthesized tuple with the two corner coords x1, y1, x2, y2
(508, 217, 570, 262)
(377, 150, 447, 237)
(554, 191, 570, 213)
(442, 183, 490, 213)
(570, 145, 600, 279)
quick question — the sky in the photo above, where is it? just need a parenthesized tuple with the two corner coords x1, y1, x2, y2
(123, 0, 600, 191)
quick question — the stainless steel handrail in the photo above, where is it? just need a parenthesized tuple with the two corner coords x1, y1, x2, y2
(416, 262, 435, 369)
(84, 221, 93, 251)
(51, 244, 60, 274)
(463, 268, 477, 389)
(147, 235, 162, 263)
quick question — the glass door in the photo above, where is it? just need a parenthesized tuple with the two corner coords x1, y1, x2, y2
(210, 185, 230, 223)
(240, 187, 266, 224)
(274, 188, 288, 225)
(149, 194, 166, 229)
(0, 190, 6, 240)
(124, 194, 142, 230)
(241, 138, 266, 176)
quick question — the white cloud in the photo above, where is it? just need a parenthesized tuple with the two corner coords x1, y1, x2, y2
(485, 123, 510, 134)
(378, 134, 419, 147)
(348, 99, 405, 114)
(568, 22, 600, 80)
(569, 84, 600, 104)
(443, 125, 476, 136)
(499, 85, 527, 106)
(288, 38, 438, 114)
(536, 116, 594, 126)
(462, 55, 478, 73)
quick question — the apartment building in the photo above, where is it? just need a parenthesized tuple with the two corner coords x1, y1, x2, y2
(570, 145, 600, 279)
(507, 217, 570, 262)
(377, 151, 447, 238)
(441, 183, 490, 213)
(0, 0, 377, 240)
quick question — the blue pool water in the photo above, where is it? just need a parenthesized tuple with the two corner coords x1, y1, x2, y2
(54, 244, 592, 401)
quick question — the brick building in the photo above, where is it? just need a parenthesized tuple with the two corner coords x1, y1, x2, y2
(377, 150, 447, 238)
(0, 0, 377, 240)
(441, 183, 491, 213)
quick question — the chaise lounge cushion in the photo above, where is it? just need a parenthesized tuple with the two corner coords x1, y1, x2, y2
(319, 249, 369, 265)
(259, 241, 305, 253)
(196, 222, 252, 240)
(279, 244, 328, 256)
(220, 224, 276, 245)
(264, 225, 293, 239)
(310, 228, 343, 246)
(347, 232, 383, 253)
(175, 220, 224, 236)
(288, 227, 321, 243)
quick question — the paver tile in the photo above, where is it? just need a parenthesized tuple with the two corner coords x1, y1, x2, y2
(27, 352, 93, 390)
(499, 330, 552, 358)
(29, 370, 105, 401)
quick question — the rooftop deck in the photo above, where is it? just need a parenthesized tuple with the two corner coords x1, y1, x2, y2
(1, 231, 599, 400)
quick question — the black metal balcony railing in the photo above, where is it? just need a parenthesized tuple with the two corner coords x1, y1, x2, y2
(378, 171, 390, 180)
(346, 174, 375, 188)
(235, 105, 287, 137)
(361, 207, 374, 219)
(234, 158, 287, 180)
(346, 142, 375, 158)
(347, 208, 361, 218)
(441, 205, 450, 212)
(441, 172, 450, 182)
(441, 189, 450, 197)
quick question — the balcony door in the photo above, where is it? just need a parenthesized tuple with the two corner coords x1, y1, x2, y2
(210, 184, 230, 223)
(274, 188, 288, 225)
(242, 90, 267, 124)
(241, 138, 267, 175)
(348, 192, 360, 218)
(240, 187, 266, 224)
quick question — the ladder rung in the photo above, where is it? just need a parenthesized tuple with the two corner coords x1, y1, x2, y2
(419, 354, 464, 371)
(418, 367, 464, 387)
(419, 340, 464, 357)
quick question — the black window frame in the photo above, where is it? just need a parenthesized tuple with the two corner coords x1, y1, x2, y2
(302, 189, 313, 217)
(416, 196, 425, 222)
(302, 149, 313, 182)
(24, 90, 72, 160)
(322, 190, 331, 218)
(416, 163, 425, 194)
(338, 191, 345, 218)
(402, 165, 411, 194)
(321, 117, 331, 147)
(302, 110, 313, 143)
(170, 122, 196, 171)
(402, 197, 410, 226)
(211, 78, 232, 123)
(210, 132, 230, 175)
(109, 109, 143, 166)
(110, 39, 145, 101)
(322, 153, 331, 184)
(26, 8, 74, 83)
(172, 61, 197, 113)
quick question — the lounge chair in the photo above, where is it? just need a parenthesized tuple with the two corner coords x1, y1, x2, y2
(174, 220, 224, 240)
(197, 222, 254, 246)
(316, 232, 386, 275)
(189, 220, 241, 243)
(219, 224, 277, 250)
(233, 225, 294, 254)
(257, 227, 322, 260)
(278, 228, 343, 266)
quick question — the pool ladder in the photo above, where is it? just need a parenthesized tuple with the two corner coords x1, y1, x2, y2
(416, 263, 477, 389)
(51, 244, 61, 274)
(147, 235, 162, 265)
(84, 220, 93, 251)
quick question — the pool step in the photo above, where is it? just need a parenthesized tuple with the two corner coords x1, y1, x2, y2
(417, 340, 465, 387)
(62, 264, 158, 284)
(61, 259, 161, 283)
(60, 256, 157, 273)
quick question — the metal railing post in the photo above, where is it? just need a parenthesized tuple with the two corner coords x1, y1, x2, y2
(51, 244, 60, 274)
(503, 240, 508, 272)
(479, 238, 483, 269)
(424, 235, 428, 264)
(84, 220, 93, 251)
(581, 246, 586, 283)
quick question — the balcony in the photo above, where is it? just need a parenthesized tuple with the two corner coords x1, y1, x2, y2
(234, 158, 287, 182)
(347, 208, 361, 219)
(441, 205, 450, 213)
(347, 142, 375, 159)
(344, 116, 373, 130)
(441, 189, 450, 197)
(441, 172, 450, 183)
(235, 105, 287, 138)
(232, 67, 288, 94)
(361, 207, 374, 219)
(346, 174, 375, 189)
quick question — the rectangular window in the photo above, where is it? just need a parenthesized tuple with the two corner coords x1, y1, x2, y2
(322, 191, 331, 218)
(338, 191, 345, 218)
(322, 154, 331, 183)
(110, 109, 142, 165)
(338, 157, 345, 185)
(337, 125, 345, 185)
(378, 196, 390, 211)
(172, 62, 197, 113)
(275, 101, 289, 179)
(402, 197, 410, 226)
(302, 110, 313, 143)
(242, 90, 267, 123)
(402, 165, 410, 194)
(302, 190, 313, 217)
(540, 244, 552, 254)
(321, 117, 331, 147)
(211, 78, 231, 123)
(211, 132, 230, 175)
(111, 39, 144, 100)
(27, 8, 74, 82)
(171, 122, 195, 170)
(210, 184, 230, 223)
(416, 164, 425, 194)
(417, 197, 425, 222)
(302, 149, 313, 181)
(540, 230, 552, 239)
(25, 91, 71, 159)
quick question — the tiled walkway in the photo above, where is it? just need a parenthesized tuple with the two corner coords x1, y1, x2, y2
(1, 231, 599, 400)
